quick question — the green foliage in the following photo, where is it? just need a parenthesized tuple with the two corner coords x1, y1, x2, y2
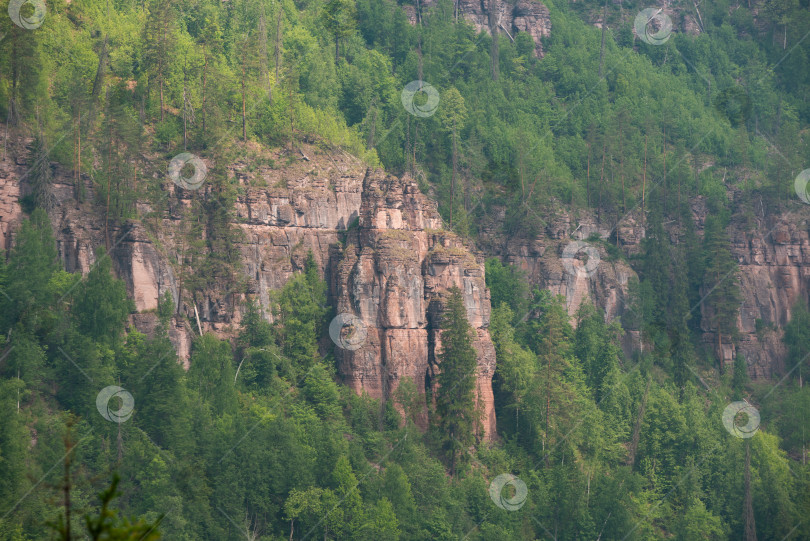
(484, 258, 529, 320)
(783, 299, 810, 383)
(1, 0, 809, 537)
(52, 474, 163, 540)
(703, 214, 742, 370)
(272, 251, 327, 375)
(73, 247, 134, 344)
(433, 287, 479, 475)
(188, 334, 238, 416)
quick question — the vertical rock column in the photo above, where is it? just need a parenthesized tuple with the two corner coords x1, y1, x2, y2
(333, 170, 497, 439)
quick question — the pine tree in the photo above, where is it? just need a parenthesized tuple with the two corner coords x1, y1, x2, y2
(732, 354, 750, 399)
(437, 88, 467, 229)
(143, 0, 177, 121)
(535, 295, 574, 466)
(783, 300, 810, 387)
(273, 251, 327, 374)
(703, 216, 741, 372)
(26, 135, 57, 212)
(320, 0, 357, 64)
(434, 287, 479, 476)
(668, 245, 693, 390)
(73, 247, 133, 344)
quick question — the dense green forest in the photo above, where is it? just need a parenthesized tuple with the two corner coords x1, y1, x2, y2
(1, 0, 810, 536)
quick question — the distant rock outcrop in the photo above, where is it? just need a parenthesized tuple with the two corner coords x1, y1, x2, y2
(404, 0, 551, 58)
(0, 138, 497, 437)
(332, 170, 496, 438)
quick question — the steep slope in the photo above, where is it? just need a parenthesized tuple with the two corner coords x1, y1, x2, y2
(333, 170, 496, 437)
(0, 134, 497, 433)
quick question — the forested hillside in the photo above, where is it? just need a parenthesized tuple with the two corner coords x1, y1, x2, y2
(1, 0, 809, 537)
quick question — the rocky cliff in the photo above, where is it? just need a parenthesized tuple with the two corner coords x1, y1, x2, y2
(0, 137, 497, 436)
(332, 170, 496, 437)
(479, 192, 810, 380)
(478, 206, 642, 357)
(2, 128, 807, 394)
(404, 0, 551, 58)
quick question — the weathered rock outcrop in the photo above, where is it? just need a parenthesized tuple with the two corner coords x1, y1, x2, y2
(478, 206, 641, 357)
(713, 201, 810, 378)
(404, 0, 551, 58)
(480, 194, 810, 379)
(332, 170, 497, 438)
(0, 137, 496, 434)
(2, 124, 808, 388)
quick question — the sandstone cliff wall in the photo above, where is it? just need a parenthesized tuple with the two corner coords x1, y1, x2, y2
(404, 0, 551, 58)
(0, 139, 497, 435)
(332, 170, 496, 437)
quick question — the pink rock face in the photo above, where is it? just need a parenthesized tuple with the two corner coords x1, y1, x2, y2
(723, 215, 810, 378)
(403, 0, 550, 58)
(333, 170, 497, 439)
(0, 148, 24, 252)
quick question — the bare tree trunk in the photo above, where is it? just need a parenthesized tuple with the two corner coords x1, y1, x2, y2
(183, 75, 188, 150)
(367, 100, 377, 149)
(63, 429, 74, 541)
(598, 143, 606, 218)
(598, 0, 608, 77)
(275, 8, 283, 80)
(545, 352, 551, 468)
(627, 376, 651, 466)
(489, 0, 499, 81)
(744, 441, 758, 541)
(718, 331, 723, 374)
(259, 4, 271, 102)
(201, 50, 208, 133)
(241, 48, 248, 143)
(105, 109, 113, 250)
(642, 134, 647, 228)
(619, 118, 625, 212)
(663, 126, 667, 215)
(586, 143, 591, 207)
(450, 123, 457, 228)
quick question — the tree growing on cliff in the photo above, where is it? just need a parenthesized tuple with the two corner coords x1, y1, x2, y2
(26, 135, 57, 212)
(273, 251, 327, 375)
(784, 300, 810, 387)
(433, 287, 479, 476)
(702, 215, 741, 372)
